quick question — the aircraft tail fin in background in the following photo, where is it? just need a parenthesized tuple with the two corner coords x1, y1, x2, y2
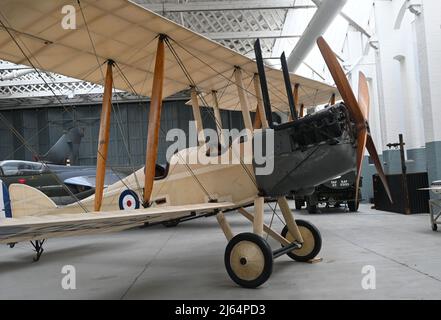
(35, 127, 84, 165)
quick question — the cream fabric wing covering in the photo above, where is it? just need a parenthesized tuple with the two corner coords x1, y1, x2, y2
(0, 0, 338, 111)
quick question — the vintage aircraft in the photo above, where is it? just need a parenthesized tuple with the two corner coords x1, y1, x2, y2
(0, 0, 392, 288)
(0, 128, 128, 199)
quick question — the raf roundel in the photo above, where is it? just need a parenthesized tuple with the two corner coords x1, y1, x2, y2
(119, 190, 140, 210)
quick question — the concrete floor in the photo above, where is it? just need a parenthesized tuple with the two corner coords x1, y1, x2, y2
(1, 203, 441, 300)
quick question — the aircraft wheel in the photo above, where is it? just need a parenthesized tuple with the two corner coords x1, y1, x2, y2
(225, 233, 273, 289)
(433, 224, 438, 232)
(281, 220, 322, 262)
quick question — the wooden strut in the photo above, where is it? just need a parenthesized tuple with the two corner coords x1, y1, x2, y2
(253, 74, 269, 129)
(211, 90, 225, 145)
(330, 93, 336, 106)
(294, 84, 300, 114)
(234, 67, 254, 134)
(143, 35, 166, 206)
(289, 83, 300, 122)
(216, 212, 234, 241)
(253, 110, 262, 130)
(299, 104, 305, 118)
(191, 86, 205, 146)
(253, 197, 264, 236)
(238, 208, 291, 246)
(94, 60, 114, 212)
(277, 197, 304, 243)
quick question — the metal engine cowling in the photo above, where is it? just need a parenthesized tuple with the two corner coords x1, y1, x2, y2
(253, 103, 357, 197)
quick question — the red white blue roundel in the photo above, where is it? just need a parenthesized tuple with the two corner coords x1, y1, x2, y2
(119, 190, 140, 210)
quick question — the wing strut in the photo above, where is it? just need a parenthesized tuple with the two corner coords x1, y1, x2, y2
(144, 35, 166, 206)
(94, 60, 114, 212)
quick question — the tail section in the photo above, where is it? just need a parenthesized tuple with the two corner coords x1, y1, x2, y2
(0, 180, 12, 218)
(37, 127, 84, 165)
(8, 183, 58, 218)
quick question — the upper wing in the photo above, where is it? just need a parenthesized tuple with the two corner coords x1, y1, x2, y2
(0, 0, 338, 111)
(0, 201, 236, 244)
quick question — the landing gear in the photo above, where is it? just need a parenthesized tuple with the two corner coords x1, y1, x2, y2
(219, 197, 323, 289)
(224, 233, 273, 289)
(30, 240, 45, 262)
(280, 220, 322, 262)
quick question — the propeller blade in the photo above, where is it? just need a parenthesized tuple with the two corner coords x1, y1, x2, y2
(355, 128, 368, 203)
(354, 72, 371, 203)
(317, 37, 365, 126)
(366, 134, 393, 203)
(358, 72, 370, 120)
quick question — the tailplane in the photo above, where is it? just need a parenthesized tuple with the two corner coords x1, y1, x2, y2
(7, 183, 58, 218)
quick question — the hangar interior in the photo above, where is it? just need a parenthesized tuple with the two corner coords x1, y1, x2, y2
(0, 0, 441, 300)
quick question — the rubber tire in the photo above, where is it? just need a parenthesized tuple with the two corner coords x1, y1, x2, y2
(348, 200, 359, 212)
(281, 220, 322, 262)
(295, 200, 304, 210)
(433, 224, 438, 232)
(225, 233, 273, 289)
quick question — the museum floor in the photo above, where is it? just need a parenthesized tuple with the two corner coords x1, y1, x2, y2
(1, 203, 440, 300)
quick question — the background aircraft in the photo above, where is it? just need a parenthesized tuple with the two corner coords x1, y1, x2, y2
(0, 127, 130, 200)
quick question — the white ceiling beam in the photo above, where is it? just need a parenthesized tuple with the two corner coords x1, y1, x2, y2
(311, 0, 372, 38)
(204, 31, 301, 40)
(134, 0, 316, 12)
(287, 0, 347, 72)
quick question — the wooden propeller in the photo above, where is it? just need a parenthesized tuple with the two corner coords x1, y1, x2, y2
(317, 36, 393, 203)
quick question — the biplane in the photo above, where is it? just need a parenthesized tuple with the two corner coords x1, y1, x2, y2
(0, 0, 392, 288)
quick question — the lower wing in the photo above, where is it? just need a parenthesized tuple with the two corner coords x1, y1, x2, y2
(0, 202, 236, 244)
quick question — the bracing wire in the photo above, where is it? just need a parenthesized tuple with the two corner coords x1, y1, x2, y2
(164, 37, 259, 190)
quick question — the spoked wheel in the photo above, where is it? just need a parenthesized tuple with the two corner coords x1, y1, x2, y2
(281, 220, 322, 262)
(225, 233, 273, 289)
